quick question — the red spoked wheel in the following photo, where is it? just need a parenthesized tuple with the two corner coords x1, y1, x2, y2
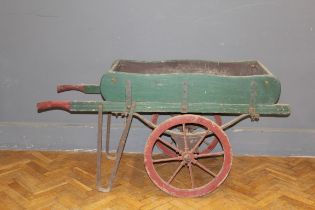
(152, 114, 222, 157)
(144, 114, 232, 197)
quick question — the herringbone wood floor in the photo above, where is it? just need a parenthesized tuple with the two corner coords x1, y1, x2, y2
(0, 150, 314, 210)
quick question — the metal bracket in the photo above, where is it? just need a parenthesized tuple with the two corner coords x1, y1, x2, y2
(248, 107, 259, 121)
(249, 81, 259, 121)
(125, 80, 132, 111)
(181, 81, 188, 113)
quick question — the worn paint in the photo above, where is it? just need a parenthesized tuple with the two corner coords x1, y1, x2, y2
(101, 71, 281, 105)
(37, 60, 290, 115)
(99, 60, 281, 106)
(44, 100, 289, 115)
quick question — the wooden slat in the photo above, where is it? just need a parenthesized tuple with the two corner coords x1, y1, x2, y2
(69, 101, 290, 115)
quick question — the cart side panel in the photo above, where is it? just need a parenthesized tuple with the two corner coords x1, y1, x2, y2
(100, 72, 281, 105)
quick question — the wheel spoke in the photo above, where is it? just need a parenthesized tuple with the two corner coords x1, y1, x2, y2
(195, 151, 224, 159)
(167, 161, 185, 184)
(153, 156, 182, 163)
(156, 141, 177, 157)
(202, 138, 217, 146)
(190, 130, 211, 153)
(183, 124, 188, 152)
(157, 137, 181, 154)
(194, 160, 217, 177)
(188, 163, 195, 188)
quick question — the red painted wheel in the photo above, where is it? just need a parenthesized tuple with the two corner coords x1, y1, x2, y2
(144, 114, 232, 197)
(152, 114, 222, 157)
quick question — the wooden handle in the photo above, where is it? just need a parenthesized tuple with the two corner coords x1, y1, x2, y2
(37, 101, 71, 112)
(57, 85, 85, 93)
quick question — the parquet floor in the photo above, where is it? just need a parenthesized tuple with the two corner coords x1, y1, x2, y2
(0, 150, 314, 210)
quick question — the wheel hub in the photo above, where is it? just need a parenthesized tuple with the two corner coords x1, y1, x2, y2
(182, 152, 195, 164)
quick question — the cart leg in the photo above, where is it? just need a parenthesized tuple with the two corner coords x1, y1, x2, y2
(96, 104, 104, 190)
(97, 104, 135, 192)
(105, 113, 116, 160)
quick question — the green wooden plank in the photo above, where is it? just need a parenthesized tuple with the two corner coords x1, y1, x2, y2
(100, 72, 281, 105)
(70, 101, 290, 116)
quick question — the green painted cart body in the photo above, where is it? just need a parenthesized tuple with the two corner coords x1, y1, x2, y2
(37, 60, 290, 197)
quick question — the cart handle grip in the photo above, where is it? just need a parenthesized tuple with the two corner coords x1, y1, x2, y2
(37, 101, 71, 112)
(57, 84, 101, 94)
(57, 85, 85, 93)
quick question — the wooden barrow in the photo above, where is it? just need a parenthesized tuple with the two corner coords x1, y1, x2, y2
(37, 60, 290, 197)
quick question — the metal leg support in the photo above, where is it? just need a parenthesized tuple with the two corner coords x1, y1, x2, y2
(105, 113, 116, 160)
(96, 104, 104, 190)
(96, 104, 135, 192)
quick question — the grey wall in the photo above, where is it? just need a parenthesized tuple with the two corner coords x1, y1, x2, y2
(1, 0, 314, 156)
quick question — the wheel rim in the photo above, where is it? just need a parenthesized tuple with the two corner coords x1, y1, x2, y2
(152, 114, 222, 157)
(144, 114, 232, 198)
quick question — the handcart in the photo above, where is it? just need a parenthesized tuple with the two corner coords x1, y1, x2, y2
(37, 60, 290, 197)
